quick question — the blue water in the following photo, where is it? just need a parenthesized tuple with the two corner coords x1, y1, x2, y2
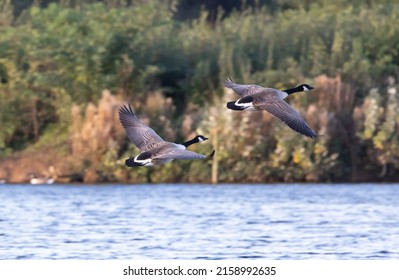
(0, 183, 398, 260)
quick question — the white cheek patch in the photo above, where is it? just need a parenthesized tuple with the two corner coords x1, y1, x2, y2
(198, 138, 204, 142)
(303, 86, 309, 91)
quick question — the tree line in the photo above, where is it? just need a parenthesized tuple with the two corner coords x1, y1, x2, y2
(1, 0, 399, 183)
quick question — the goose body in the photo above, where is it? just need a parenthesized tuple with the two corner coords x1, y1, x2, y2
(225, 78, 317, 138)
(119, 104, 214, 167)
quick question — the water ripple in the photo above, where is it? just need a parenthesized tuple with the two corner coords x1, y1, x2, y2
(1, 183, 399, 259)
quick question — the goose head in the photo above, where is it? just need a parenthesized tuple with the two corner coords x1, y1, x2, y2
(298, 84, 314, 92)
(194, 135, 208, 143)
(182, 135, 209, 147)
(284, 84, 314, 95)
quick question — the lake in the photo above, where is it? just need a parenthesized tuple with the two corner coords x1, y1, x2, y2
(0, 183, 398, 260)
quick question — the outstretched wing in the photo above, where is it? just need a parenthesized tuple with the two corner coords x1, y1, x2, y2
(154, 148, 212, 161)
(258, 101, 318, 139)
(224, 77, 265, 97)
(119, 104, 165, 152)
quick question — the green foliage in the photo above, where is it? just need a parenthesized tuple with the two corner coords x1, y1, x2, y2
(355, 83, 399, 177)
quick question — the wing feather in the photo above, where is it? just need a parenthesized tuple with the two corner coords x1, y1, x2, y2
(224, 77, 264, 97)
(118, 104, 165, 152)
(154, 148, 209, 160)
(258, 101, 318, 139)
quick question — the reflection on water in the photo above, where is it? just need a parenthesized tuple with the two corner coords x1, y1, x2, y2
(1, 183, 399, 259)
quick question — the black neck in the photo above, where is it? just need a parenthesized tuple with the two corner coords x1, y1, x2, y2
(283, 86, 300, 95)
(182, 138, 197, 147)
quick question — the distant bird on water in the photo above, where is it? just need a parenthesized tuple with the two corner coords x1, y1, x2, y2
(29, 174, 55, 184)
(119, 104, 214, 167)
(225, 78, 318, 139)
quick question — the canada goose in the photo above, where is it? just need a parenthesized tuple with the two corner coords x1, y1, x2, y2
(225, 78, 317, 138)
(119, 104, 214, 167)
(29, 174, 55, 184)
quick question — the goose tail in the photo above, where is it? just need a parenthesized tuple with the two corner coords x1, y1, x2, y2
(125, 158, 145, 167)
(226, 101, 245, 111)
(207, 150, 215, 159)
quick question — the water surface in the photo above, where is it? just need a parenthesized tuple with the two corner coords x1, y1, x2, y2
(1, 183, 398, 259)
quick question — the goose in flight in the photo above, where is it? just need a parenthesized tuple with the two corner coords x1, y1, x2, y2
(225, 78, 318, 138)
(119, 104, 214, 167)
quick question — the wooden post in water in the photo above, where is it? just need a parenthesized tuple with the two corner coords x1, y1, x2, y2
(211, 127, 218, 184)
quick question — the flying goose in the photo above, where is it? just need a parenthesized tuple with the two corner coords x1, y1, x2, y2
(119, 104, 214, 167)
(225, 78, 318, 138)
